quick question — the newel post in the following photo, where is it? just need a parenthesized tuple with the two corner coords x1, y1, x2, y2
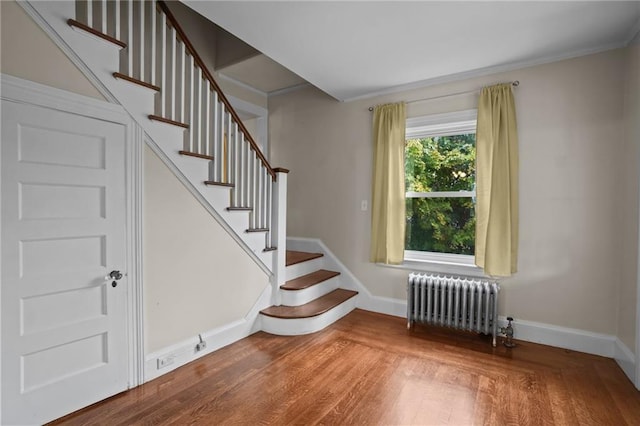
(271, 167, 289, 305)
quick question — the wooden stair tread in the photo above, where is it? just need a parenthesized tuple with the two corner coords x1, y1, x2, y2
(286, 250, 323, 266)
(149, 115, 189, 128)
(67, 19, 127, 48)
(179, 151, 214, 161)
(260, 289, 358, 319)
(281, 269, 340, 291)
(204, 181, 234, 188)
(246, 228, 269, 233)
(113, 72, 160, 91)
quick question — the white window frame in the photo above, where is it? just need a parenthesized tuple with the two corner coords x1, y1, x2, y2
(402, 109, 483, 275)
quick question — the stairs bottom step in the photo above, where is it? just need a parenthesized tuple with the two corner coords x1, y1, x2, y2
(260, 289, 358, 336)
(261, 289, 357, 319)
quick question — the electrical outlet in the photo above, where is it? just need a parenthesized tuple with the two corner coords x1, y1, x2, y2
(157, 355, 175, 369)
(196, 341, 207, 352)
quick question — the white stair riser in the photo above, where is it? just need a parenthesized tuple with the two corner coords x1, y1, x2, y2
(279, 276, 340, 306)
(260, 295, 357, 336)
(256, 249, 275, 268)
(111, 82, 157, 122)
(286, 257, 324, 281)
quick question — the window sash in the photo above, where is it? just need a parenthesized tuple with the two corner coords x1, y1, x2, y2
(406, 191, 475, 199)
(405, 249, 475, 265)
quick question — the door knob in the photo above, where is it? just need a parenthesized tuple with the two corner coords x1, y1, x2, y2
(107, 270, 123, 287)
(108, 270, 123, 280)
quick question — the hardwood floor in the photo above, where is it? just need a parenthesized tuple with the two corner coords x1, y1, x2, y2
(49, 309, 640, 425)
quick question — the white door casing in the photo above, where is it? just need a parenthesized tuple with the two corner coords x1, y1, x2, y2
(0, 75, 143, 425)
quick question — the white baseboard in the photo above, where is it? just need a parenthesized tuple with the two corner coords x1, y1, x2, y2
(614, 338, 636, 385)
(144, 285, 272, 382)
(494, 316, 616, 358)
(286, 237, 634, 365)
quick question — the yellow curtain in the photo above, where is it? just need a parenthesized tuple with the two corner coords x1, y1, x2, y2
(370, 102, 406, 264)
(475, 84, 519, 276)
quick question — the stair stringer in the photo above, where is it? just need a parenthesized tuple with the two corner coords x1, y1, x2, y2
(21, 0, 275, 275)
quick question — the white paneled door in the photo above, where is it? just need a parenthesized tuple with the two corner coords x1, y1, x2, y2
(1, 100, 129, 425)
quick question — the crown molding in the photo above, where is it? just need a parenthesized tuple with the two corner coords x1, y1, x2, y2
(341, 42, 626, 103)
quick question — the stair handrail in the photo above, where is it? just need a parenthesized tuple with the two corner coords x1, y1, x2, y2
(157, 0, 276, 181)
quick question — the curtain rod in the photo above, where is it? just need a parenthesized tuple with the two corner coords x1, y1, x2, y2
(368, 80, 520, 111)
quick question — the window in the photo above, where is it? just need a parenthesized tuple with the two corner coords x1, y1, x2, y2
(405, 110, 477, 263)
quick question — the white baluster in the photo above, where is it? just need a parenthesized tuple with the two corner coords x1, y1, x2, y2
(266, 170, 272, 245)
(229, 123, 242, 207)
(137, 0, 144, 81)
(126, 1, 133, 76)
(263, 168, 269, 229)
(203, 80, 210, 157)
(87, 0, 93, 28)
(218, 105, 226, 181)
(259, 165, 265, 229)
(249, 150, 260, 228)
(162, 26, 176, 120)
(245, 141, 252, 210)
(253, 157, 260, 228)
(195, 67, 202, 154)
(210, 93, 219, 175)
(186, 55, 194, 152)
(114, 0, 120, 40)
(177, 40, 185, 123)
(203, 75, 210, 157)
(228, 121, 235, 186)
(155, 9, 166, 116)
(236, 133, 251, 207)
(101, 0, 107, 34)
(226, 112, 233, 183)
(168, 26, 176, 119)
(149, 0, 156, 85)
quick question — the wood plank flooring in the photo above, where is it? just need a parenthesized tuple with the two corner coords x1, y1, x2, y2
(49, 309, 640, 425)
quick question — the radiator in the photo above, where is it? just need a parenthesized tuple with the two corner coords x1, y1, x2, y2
(407, 273, 500, 346)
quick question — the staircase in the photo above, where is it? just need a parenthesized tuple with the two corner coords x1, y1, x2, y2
(24, 0, 357, 336)
(261, 251, 358, 335)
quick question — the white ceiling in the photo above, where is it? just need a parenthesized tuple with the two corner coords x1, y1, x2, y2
(185, 1, 640, 102)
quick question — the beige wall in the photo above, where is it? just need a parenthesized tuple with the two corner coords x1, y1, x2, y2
(270, 49, 629, 336)
(144, 146, 269, 353)
(0, 0, 104, 99)
(619, 40, 640, 352)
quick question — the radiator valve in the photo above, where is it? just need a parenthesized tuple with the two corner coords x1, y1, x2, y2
(499, 316, 516, 348)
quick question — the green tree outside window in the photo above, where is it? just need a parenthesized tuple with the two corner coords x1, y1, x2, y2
(405, 134, 476, 255)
